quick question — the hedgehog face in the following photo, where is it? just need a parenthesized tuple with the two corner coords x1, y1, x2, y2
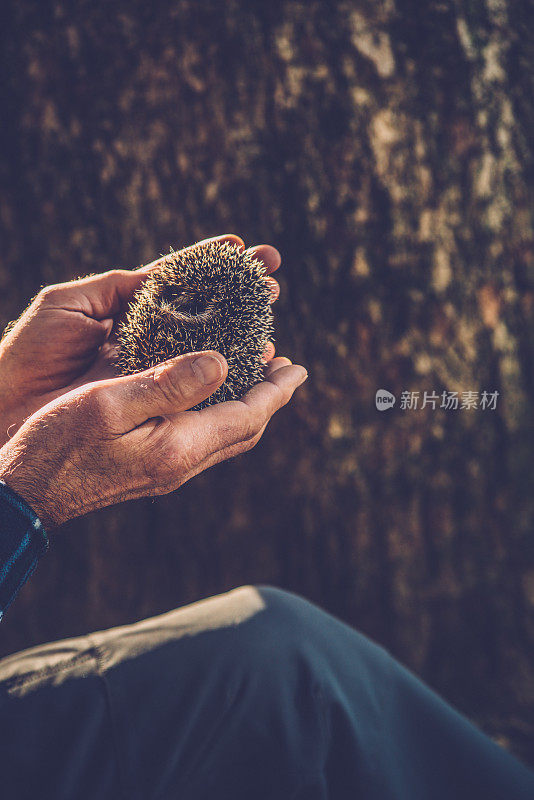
(158, 284, 214, 326)
(116, 241, 274, 408)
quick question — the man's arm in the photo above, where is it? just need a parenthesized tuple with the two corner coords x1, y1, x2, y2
(0, 234, 297, 617)
(0, 234, 281, 447)
(0, 350, 306, 613)
(0, 350, 307, 529)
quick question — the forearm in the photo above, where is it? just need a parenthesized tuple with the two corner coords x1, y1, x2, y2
(0, 402, 23, 450)
(0, 344, 25, 448)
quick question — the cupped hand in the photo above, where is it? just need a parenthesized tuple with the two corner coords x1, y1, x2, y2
(0, 353, 307, 530)
(0, 234, 281, 446)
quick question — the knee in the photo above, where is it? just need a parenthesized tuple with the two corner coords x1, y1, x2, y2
(214, 585, 325, 683)
(196, 585, 393, 781)
(251, 584, 323, 641)
(231, 584, 325, 655)
(227, 584, 391, 694)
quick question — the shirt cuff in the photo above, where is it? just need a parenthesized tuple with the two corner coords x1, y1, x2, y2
(0, 479, 49, 621)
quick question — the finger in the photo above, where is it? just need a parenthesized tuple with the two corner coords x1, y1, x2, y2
(247, 244, 281, 276)
(168, 363, 307, 465)
(193, 233, 245, 251)
(138, 234, 245, 275)
(264, 356, 292, 375)
(94, 350, 228, 432)
(38, 269, 154, 320)
(181, 420, 270, 485)
(35, 235, 252, 321)
(262, 341, 276, 362)
(264, 276, 280, 303)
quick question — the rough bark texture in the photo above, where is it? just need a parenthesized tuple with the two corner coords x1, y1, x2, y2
(1, 0, 533, 765)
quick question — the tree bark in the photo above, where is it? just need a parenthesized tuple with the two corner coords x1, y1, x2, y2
(1, 0, 533, 765)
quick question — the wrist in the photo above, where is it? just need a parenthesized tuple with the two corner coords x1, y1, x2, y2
(0, 404, 20, 448)
(0, 449, 59, 531)
(0, 372, 28, 447)
(0, 478, 49, 619)
(0, 343, 35, 446)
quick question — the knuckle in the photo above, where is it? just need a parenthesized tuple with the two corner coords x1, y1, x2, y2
(152, 367, 187, 407)
(242, 425, 265, 452)
(38, 284, 62, 302)
(79, 386, 119, 430)
(106, 268, 129, 281)
(216, 412, 263, 455)
(212, 420, 238, 450)
(240, 436, 258, 454)
(214, 412, 259, 451)
(243, 410, 264, 441)
(143, 432, 190, 486)
(220, 430, 262, 464)
(80, 387, 108, 420)
(145, 450, 173, 485)
(156, 448, 180, 481)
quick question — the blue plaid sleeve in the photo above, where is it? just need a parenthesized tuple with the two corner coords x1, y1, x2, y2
(0, 479, 49, 621)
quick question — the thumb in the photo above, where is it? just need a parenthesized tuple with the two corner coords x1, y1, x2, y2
(99, 317, 114, 340)
(98, 351, 228, 430)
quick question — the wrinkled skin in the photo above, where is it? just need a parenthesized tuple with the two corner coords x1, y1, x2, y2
(0, 235, 305, 530)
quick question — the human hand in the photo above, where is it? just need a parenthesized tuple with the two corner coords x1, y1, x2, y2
(0, 234, 281, 446)
(0, 353, 306, 530)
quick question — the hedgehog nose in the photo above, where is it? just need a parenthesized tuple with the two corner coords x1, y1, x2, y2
(167, 287, 209, 318)
(178, 297, 208, 316)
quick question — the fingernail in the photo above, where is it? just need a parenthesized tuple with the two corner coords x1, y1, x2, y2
(192, 354, 224, 385)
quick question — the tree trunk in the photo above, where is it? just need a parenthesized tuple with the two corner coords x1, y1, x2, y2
(1, 0, 533, 765)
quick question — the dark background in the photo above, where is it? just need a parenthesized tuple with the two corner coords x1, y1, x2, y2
(1, 0, 533, 766)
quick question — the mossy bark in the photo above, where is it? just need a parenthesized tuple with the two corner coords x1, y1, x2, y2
(1, 0, 533, 764)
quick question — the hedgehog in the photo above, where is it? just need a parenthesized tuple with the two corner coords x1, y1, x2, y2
(116, 240, 274, 408)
